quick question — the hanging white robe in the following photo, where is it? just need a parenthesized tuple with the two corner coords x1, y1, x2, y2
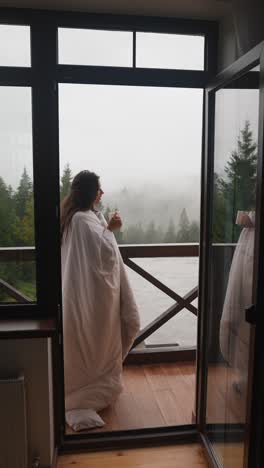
(61, 209, 140, 423)
(219, 211, 255, 391)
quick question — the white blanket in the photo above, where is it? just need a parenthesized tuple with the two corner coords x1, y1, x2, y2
(62, 210, 140, 422)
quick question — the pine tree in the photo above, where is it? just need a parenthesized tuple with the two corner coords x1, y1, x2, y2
(123, 223, 145, 244)
(60, 163, 72, 200)
(144, 220, 159, 243)
(212, 173, 226, 242)
(176, 208, 190, 242)
(156, 224, 165, 244)
(0, 172, 35, 300)
(0, 177, 16, 246)
(188, 221, 200, 242)
(15, 196, 35, 246)
(163, 219, 177, 243)
(14, 167, 32, 218)
(217, 120, 257, 242)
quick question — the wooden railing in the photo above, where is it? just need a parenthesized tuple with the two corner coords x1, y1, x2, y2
(0, 247, 35, 303)
(0, 244, 199, 347)
(120, 244, 199, 348)
(0, 278, 32, 303)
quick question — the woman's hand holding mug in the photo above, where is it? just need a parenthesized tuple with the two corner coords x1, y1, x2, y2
(108, 211, 122, 231)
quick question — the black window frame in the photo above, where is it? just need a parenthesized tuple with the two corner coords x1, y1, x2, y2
(0, 8, 218, 323)
(0, 5, 220, 458)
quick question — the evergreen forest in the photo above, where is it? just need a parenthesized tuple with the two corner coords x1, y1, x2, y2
(0, 121, 257, 302)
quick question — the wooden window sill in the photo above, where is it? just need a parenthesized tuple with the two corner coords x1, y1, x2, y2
(0, 319, 57, 339)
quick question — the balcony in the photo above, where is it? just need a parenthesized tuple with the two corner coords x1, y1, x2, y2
(0, 243, 199, 432)
(0, 243, 199, 352)
(1, 242, 244, 434)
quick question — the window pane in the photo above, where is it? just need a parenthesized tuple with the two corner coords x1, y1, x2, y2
(136, 33, 204, 70)
(0, 87, 36, 304)
(58, 28, 133, 67)
(59, 84, 202, 246)
(0, 25, 31, 67)
(59, 84, 202, 352)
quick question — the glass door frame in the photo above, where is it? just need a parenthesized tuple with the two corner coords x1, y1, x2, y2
(0, 6, 219, 454)
(3, 7, 264, 463)
(196, 40, 264, 468)
(56, 45, 210, 453)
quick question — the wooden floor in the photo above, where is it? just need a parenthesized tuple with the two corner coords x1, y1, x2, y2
(58, 443, 209, 467)
(66, 362, 195, 434)
(62, 362, 245, 467)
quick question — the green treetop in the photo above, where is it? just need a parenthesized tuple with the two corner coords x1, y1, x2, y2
(14, 167, 33, 219)
(164, 218, 177, 243)
(60, 163, 73, 200)
(0, 177, 16, 246)
(216, 120, 257, 242)
(176, 208, 190, 242)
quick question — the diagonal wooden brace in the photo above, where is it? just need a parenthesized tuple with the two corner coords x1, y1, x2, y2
(132, 286, 198, 348)
(125, 257, 197, 315)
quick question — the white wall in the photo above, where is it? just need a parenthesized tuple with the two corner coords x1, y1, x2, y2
(0, 338, 54, 468)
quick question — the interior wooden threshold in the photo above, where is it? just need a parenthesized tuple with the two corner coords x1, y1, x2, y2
(58, 442, 209, 467)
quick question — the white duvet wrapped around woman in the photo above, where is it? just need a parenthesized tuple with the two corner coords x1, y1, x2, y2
(61, 170, 140, 431)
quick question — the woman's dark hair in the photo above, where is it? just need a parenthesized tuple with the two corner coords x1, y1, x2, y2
(61, 170, 100, 241)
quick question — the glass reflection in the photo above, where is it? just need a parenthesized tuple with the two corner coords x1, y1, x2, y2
(206, 65, 260, 467)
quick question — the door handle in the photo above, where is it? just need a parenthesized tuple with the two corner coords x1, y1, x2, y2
(245, 304, 256, 325)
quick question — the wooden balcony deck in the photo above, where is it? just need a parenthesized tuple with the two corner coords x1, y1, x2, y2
(66, 361, 196, 434)
(65, 361, 246, 435)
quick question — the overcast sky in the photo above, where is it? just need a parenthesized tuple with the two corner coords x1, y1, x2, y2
(59, 84, 203, 193)
(0, 25, 260, 195)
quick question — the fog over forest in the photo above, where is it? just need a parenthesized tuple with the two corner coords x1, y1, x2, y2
(100, 178, 200, 229)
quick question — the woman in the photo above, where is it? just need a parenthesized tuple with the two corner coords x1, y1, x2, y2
(61, 170, 140, 431)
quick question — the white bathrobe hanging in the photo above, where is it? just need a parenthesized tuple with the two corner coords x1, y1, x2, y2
(61, 210, 140, 428)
